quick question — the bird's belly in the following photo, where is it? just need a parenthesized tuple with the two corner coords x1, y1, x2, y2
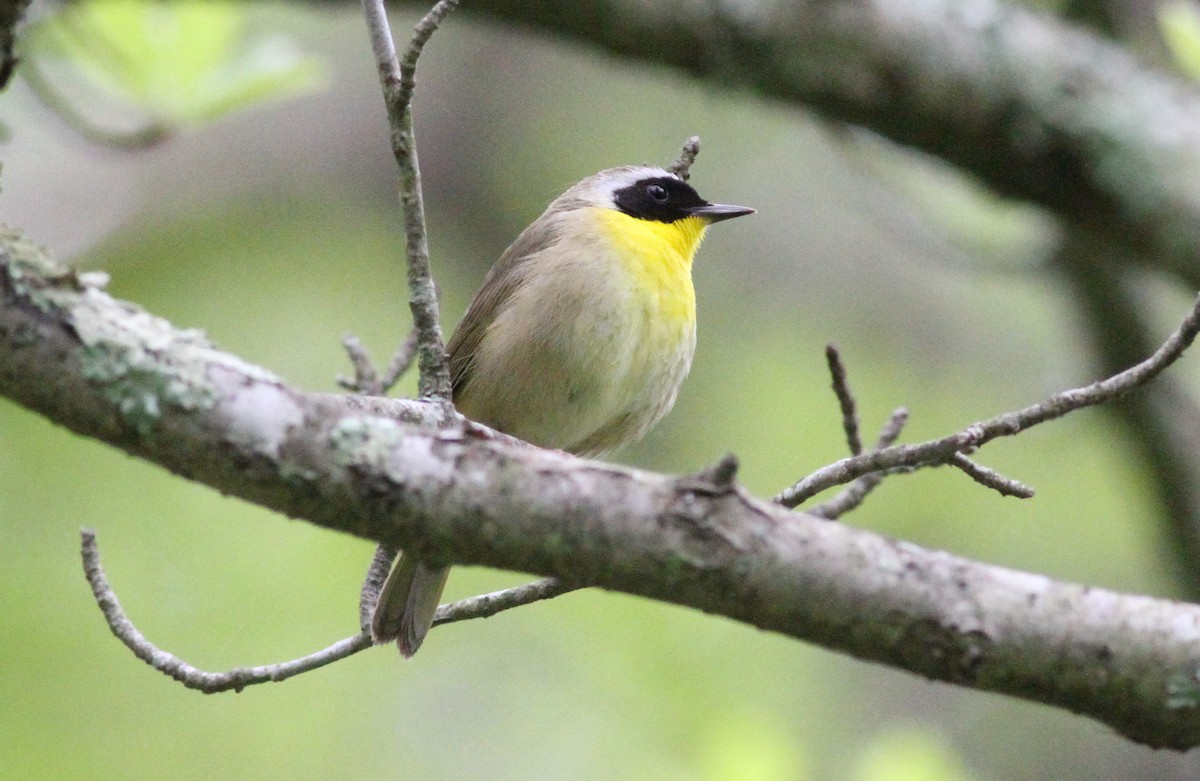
(458, 260, 696, 456)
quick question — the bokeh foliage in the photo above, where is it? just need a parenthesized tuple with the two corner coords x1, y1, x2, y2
(2, 2, 1198, 778)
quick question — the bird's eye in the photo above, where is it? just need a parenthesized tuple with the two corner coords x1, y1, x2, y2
(646, 184, 668, 202)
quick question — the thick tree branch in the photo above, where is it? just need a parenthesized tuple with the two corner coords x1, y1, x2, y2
(7, 231, 1200, 748)
(444, 0, 1200, 287)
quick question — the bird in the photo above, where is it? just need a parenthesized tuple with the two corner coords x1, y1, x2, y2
(371, 163, 754, 656)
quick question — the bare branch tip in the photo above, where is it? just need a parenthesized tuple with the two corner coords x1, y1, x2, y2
(950, 453, 1035, 499)
(380, 329, 421, 393)
(668, 136, 702, 180)
(877, 407, 910, 448)
(703, 453, 741, 490)
(81, 526, 374, 691)
(337, 331, 382, 394)
(824, 345, 862, 456)
(401, 0, 462, 80)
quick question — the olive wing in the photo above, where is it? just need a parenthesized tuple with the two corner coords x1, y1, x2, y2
(447, 220, 560, 401)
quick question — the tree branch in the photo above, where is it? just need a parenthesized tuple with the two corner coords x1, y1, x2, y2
(7, 232, 1200, 748)
(667, 135, 701, 180)
(432, 577, 581, 626)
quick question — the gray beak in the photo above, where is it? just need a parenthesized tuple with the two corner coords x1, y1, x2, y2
(687, 203, 756, 223)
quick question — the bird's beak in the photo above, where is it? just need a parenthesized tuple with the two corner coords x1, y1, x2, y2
(687, 203, 756, 223)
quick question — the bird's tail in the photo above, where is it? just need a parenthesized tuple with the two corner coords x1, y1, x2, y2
(371, 555, 450, 658)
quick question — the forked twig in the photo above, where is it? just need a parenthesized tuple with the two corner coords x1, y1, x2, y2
(805, 407, 909, 519)
(778, 293, 1200, 509)
(338, 330, 419, 396)
(338, 333, 382, 394)
(362, 0, 457, 401)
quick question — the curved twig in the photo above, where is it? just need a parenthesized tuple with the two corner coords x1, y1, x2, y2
(82, 529, 373, 692)
(20, 56, 171, 151)
(82, 529, 582, 690)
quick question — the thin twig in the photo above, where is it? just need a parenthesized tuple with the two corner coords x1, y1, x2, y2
(380, 328, 421, 392)
(872, 406, 910, 450)
(337, 333, 380, 394)
(949, 453, 1035, 498)
(805, 472, 885, 520)
(432, 578, 581, 626)
(668, 136, 701, 180)
(82, 528, 373, 692)
(362, 0, 456, 401)
(337, 329, 420, 396)
(776, 293, 1200, 508)
(358, 0, 459, 657)
(1056, 230, 1200, 595)
(825, 344, 863, 456)
(805, 407, 909, 519)
(396, 0, 460, 112)
(82, 529, 576, 690)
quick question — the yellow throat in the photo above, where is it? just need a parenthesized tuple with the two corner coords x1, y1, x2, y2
(590, 208, 706, 325)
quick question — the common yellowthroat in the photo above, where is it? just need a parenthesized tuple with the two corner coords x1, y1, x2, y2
(371, 164, 754, 656)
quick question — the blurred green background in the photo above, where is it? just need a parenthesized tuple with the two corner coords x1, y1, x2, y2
(3, 2, 1200, 779)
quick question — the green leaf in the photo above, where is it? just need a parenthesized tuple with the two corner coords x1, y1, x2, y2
(25, 0, 324, 125)
(1159, 0, 1200, 81)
